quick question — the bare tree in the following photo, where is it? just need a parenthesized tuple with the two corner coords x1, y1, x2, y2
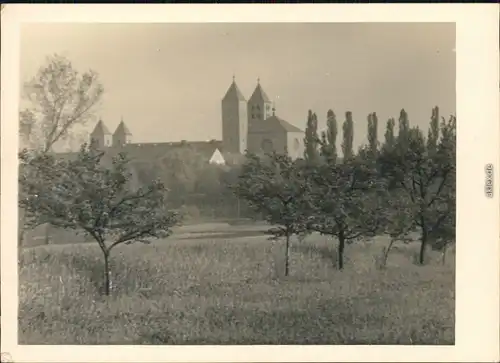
(19, 54, 104, 152)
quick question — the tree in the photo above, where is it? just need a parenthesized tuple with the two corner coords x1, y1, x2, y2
(341, 111, 354, 160)
(429, 113, 456, 263)
(320, 109, 338, 162)
(383, 117, 396, 151)
(20, 54, 104, 152)
(235, 152, 310, 276)
(19, 144, 180, 295)
(426, 106, 440, 155)
(397, 109, 410, 151)
(304, 110, 320, 163)
(378, 189, 416, 268)
(18, 54, 104, 247)
(306, 148, 386, 269)
(158, 146, 207, 197)
(367, 112, 379, 159)
(379, 108, 456, 265)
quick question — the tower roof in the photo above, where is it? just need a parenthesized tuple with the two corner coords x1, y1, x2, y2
(115, 119, 132, 135)
(222, 78, 246, 102)
(91, 119, 111, 135)
(249, 81, 271, 103)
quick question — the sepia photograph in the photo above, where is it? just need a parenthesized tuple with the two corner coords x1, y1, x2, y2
(1, 4, 499, 363)
(17, 20, 457, 345)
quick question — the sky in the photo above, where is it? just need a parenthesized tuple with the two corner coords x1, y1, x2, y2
(20, 22, 456, 150)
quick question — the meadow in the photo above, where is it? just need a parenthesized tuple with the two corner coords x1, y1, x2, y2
(19, 223, 455, 345)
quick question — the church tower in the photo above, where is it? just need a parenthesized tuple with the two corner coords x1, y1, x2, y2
(247, 78, 273, 127)
(90, 119, 112, 149)
(221, 76, 248, 154)
(113, 117, 133, 147)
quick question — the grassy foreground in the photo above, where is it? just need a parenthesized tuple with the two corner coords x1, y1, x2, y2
(19, 231, 455, 345)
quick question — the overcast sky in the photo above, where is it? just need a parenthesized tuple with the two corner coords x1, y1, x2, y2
(20, 22, 455, 149)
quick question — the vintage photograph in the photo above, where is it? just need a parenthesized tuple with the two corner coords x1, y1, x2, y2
(17, 22, 456, 345)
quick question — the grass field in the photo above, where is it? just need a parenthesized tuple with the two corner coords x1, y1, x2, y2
(19, 225, 455, 345)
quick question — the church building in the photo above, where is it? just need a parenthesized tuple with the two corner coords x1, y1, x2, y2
(89, 78, 305, 164)
(222, 77, 305, 160)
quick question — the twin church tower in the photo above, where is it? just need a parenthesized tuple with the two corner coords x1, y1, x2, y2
(222, 77, 305, 159)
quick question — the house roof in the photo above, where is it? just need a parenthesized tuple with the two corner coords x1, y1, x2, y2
(266, 115, 303, 133)
(91, 120, 111, 135)
(115, 120, 132, 135)
(222, 80, 246, 102)
(249, 83, 271, 103)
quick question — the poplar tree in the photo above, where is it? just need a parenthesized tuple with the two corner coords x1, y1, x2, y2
(427, 106, 440, 155)
(384, 117, 396, 151)
(397, 109, 410, 151)
(341, 111, 354, 161)
(320, 109, 338, 162)
(367, 112, 379, 159)
(304, 110, 320, 163)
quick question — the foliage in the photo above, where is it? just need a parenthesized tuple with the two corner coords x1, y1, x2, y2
(235, 152, 311, 276)
(305, 148, 387, 269)
(367, 112, 379, 159)
(19, 54, 104, 152)
(379, 108, 456, 265)
(383, 117, 396, 151)
(319, 109, 338, 162)
(397, 109, 411, 148)
(18, 144, 180, 295)
(157, 147, 208, 195)
(341, 111, 354, 160)
(427, 106, 440, 154)
(320, 109, 338, 163)
(304, 110, 320, 163)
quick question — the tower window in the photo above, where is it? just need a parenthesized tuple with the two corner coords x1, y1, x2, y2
(256, 105, 260, 110)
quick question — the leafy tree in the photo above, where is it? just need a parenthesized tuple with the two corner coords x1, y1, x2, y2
(379, 108, 456, 265)
(378, 189, 416, 268)
(320, 109, 338, 162)
(235, 152, 310, 276)
(383, 117, 396, 151)
(306, 148, 386, 269)
(367, 112, 379, 159)
(159, 147, 209, 198)
(18, 54, 104, 247)
(397, 109, 410, 151)
(341, 111, 354, 160)
(429, 114, 456, 263)
(19, 54, 104, 152)
(427, 106, 440, 155)
(304, 110, 320, 163)
(19, 144, 180, 295)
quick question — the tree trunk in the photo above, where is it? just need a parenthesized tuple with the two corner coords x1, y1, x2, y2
(284, 232, 290, 277)
(382, 238, 396, 267)
(338, 233, 345, 270)
(103, 250, 112, 296)
(419, 228, 428, 265)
